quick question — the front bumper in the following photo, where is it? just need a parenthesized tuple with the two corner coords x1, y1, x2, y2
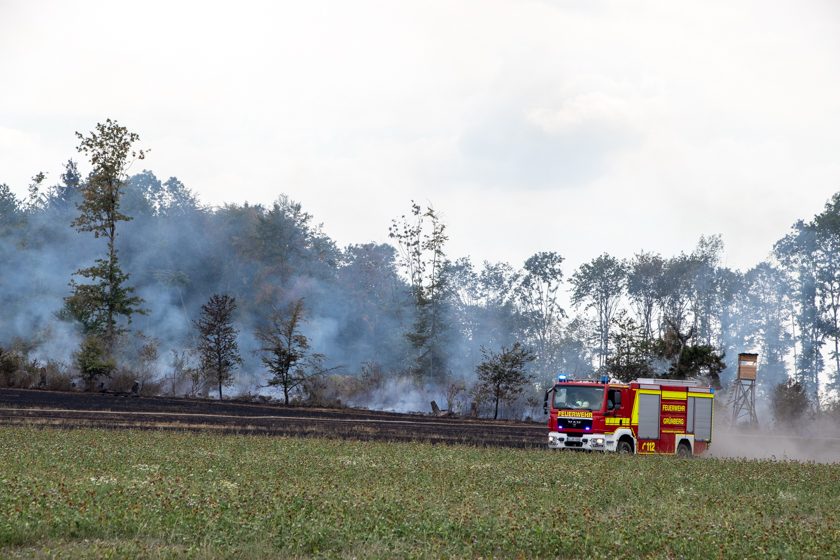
(547, 431, 616, 451)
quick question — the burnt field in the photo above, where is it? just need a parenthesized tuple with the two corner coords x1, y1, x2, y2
(0, 388, 546, 448)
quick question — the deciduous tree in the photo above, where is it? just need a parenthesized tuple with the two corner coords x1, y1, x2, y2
(775, 220, 824, 400)
(571, 254, 627, 368)
(257, 299, 328, 405)
(75, 335, 115, 391)
(515, 252, 565, 370)
(627, 252, 665, 341)
(65, 119, 146, 352)
(389, 202, 450, 381)
(475, 342, 535, 420)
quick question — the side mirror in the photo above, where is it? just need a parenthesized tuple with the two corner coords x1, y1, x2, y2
(543, 390, 549, 415)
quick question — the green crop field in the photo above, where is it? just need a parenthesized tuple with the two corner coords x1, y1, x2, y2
(0, 427, 838, 559)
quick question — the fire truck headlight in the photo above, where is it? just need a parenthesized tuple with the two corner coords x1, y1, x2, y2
(592, 437, 605, 447)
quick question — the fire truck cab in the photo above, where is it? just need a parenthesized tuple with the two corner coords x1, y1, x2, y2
(544, 375, 714, 456)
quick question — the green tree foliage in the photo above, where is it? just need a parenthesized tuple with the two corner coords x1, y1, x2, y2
(477, 261, 523, 343)
(246, 196, 338, 295)
(739, 264, 793, 388)
(688, 235, 726, 346)
(658, 254, 698, 336)
(668, 344, 724, 388)
(606, 314, 724, 387)
(0, 183, 22, 236)
(25, 172, 48, 213)
(571, 254, 627, 369)
(75, 335, 116, 391)
(771, 379, 810, 425)
(52, 160, 82, 208)
(14, 122, 840, 412)
(0, 346, 25, 387)
(475, 342, 535, 420)
(335, 243, 408, 367)
(389, 202, 450, 381)
(64, 119, 146, 352)
(657, 320, 724, 387)
(257, 299, 328, 405)
(775, 220, 824, 400)
(194, 294, 241, 399)
(626, 252, 665, 341)
(605, 312, 655, 382)
(515, 252, 565, 374)
(811, 194, 840, 385)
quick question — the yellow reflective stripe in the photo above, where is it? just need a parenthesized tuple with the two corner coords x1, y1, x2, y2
(662, 390, 687, 400)
(631, 392, 640, 425)
(633, 389, 659, 425)
(688, 392, 714, 399)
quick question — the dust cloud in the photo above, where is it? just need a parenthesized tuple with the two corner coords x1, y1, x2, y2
(708, 428, 840, 464)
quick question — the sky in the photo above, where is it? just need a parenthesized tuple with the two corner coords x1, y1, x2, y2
(2, 0, 840, 274)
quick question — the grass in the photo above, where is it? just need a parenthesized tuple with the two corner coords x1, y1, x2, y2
(0, 427, 838, 559)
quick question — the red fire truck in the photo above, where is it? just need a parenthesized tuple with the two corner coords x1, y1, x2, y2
(544, 375, 714, 456)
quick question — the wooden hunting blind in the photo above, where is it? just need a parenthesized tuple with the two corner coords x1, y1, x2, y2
(731, 352, 758, 425)
(736, 353, 758, 380)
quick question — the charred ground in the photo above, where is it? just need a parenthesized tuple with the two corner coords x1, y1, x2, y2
(0, 388, 545, 448)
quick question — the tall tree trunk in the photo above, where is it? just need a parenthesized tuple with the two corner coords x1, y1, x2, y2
(106, 187, 117, 353)
(833, 303, 840, 379)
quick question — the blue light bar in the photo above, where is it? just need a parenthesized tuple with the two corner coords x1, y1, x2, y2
(557, 374, 568, 382)
(600, 375, 610, 384)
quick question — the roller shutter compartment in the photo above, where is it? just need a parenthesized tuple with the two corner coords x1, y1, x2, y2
(637, 393, 660, 440)
(694, 397, 713, 442)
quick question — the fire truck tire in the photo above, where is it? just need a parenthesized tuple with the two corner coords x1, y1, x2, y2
(676, 441, 692, 458)
(616, 438, 634, 455)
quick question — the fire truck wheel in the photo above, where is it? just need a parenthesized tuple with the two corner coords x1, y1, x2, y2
(616, 439, 634, 454)
(676, 441, 692, 458)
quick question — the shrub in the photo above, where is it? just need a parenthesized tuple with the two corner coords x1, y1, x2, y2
(75, 336, 115, 391)
(0, 347, 24, 387)
(43, 361, 76, 391)
(771, 379, 810, 425)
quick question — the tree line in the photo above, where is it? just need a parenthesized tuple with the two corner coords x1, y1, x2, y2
(1, 120, 839, 417)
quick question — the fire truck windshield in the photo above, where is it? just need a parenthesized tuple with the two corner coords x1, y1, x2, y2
(553, 386, 605, 411)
